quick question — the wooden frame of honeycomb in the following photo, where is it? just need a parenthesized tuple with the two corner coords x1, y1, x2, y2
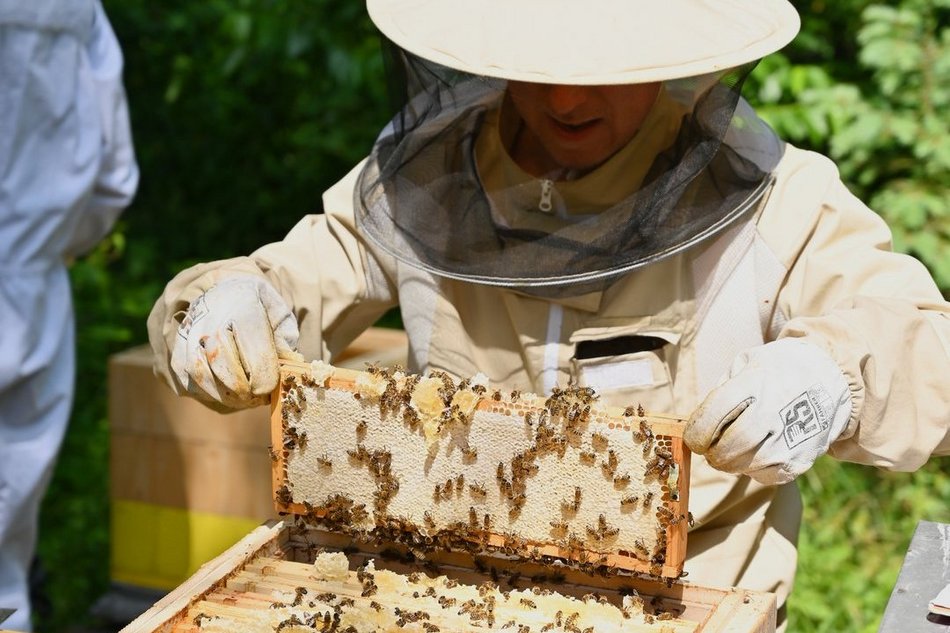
(271, 360, 690, 579)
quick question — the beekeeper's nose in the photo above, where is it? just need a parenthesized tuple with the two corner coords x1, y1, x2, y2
(545, 85, 590, 117)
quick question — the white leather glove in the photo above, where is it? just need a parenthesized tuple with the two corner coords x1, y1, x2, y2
(685, 338, 853, 485)
(171, 274, 302, 408)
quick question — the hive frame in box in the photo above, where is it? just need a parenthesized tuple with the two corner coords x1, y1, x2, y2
(271, 360, 690, 579)
(122, 520, 776, 632)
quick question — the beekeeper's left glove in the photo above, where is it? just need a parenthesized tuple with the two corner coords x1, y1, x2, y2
(684, 338, 854, 485)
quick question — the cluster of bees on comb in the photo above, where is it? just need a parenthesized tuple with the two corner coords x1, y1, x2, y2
(185, 548, 687, 633)
(274, 361, 690, 584)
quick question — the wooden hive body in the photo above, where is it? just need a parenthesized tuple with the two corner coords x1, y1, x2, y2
(124, 361, 777, 632)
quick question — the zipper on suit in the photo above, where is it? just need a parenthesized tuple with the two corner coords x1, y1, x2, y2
(539, 179, 554, 213)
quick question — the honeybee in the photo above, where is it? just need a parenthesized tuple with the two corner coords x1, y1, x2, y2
(402, 407, 421, 430)
(634, 539, 650, 557)
(275, 485, 293, 505)
(346, 445, 366, 463)
(192, 613, 212, 627)
(275, 615, 306, 632)
(361, 581, 378, 597)
(640, 418, 654, 437)
(645, 455, 667, 476)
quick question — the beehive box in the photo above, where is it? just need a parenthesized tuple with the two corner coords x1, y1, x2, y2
(108, 328, 407, 590)
(123, 361, 777, 632)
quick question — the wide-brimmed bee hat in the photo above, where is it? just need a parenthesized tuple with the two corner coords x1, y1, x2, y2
(367, 0, 799, 84)
(356, 0, 800, 296)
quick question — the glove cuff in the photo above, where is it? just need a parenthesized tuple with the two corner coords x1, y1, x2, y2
(780, 336, 857, 446)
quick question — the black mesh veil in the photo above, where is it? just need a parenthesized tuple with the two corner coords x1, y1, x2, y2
(356, 41, 782, 297)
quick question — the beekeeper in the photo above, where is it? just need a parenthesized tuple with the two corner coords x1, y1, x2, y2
(148, 0, 949, 628)
(0, 1, 138, 629)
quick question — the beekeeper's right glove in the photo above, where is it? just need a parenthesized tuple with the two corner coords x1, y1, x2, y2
(171, 274, 302, 409)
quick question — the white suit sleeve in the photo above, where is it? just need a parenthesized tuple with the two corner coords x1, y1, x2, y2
(761, 148, 950, 470)
(148, 161, 399, 399)
(63, 0, 138, 257)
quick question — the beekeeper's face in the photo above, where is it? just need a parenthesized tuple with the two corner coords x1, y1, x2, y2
(506, 82, 661, 177)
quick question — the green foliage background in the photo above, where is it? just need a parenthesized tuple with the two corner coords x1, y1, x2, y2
(37, 1, 948, 631)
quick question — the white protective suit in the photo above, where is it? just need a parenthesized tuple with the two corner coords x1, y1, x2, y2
(0, 1, 138, 629)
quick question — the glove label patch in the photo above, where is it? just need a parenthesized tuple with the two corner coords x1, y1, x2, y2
(178, 294, 208, 339)
(780, 385, 831, 449)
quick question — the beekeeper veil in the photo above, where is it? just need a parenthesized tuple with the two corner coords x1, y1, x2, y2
(357, 0, 800, 296)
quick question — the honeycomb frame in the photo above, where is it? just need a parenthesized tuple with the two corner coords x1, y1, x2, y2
(271, 360, 690, 579)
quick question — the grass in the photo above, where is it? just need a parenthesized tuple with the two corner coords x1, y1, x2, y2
(789, 457, 950, 631)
